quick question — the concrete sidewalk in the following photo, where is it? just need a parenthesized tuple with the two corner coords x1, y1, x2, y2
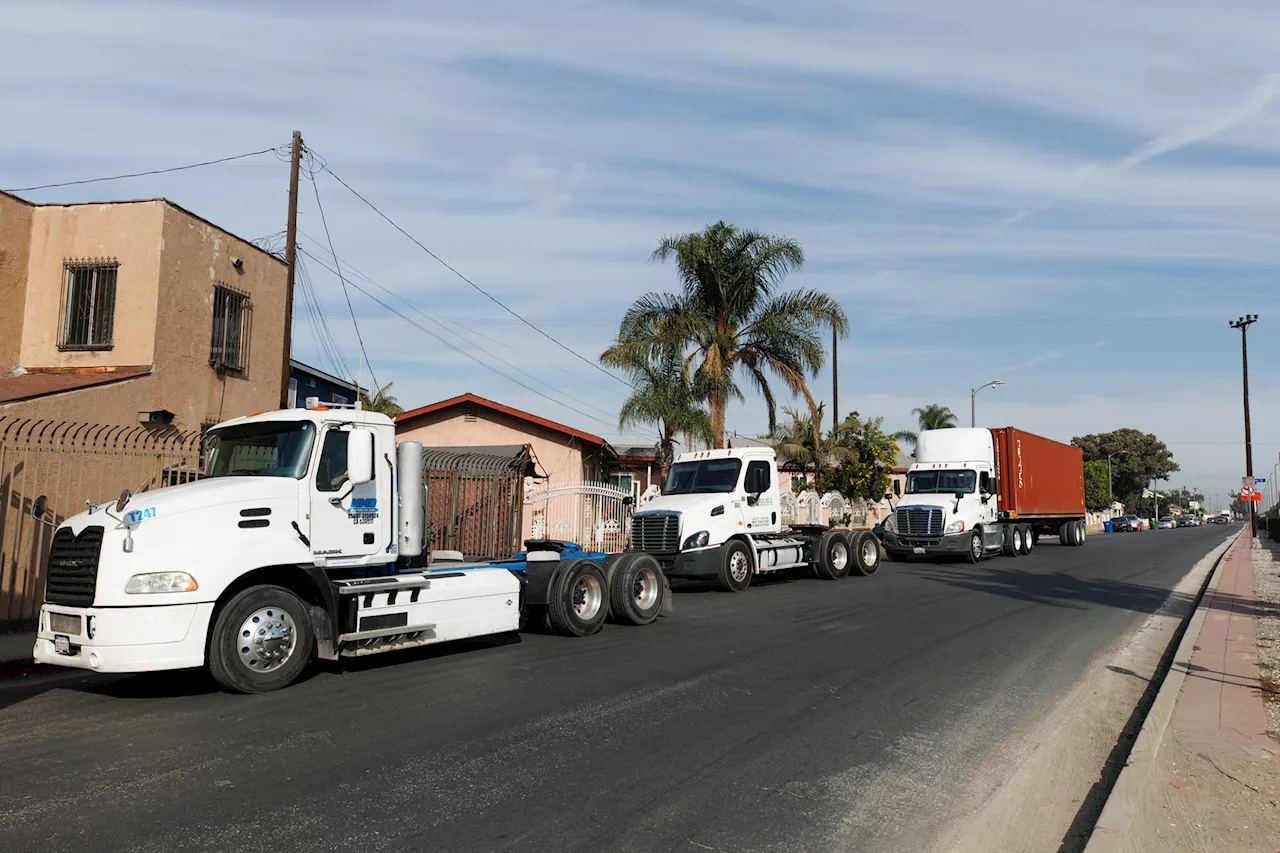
(1088, 531, 1280, 851)
(0, 630, 36, 665)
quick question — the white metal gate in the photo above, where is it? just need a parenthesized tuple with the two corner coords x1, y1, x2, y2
(524, 480, 633, 553)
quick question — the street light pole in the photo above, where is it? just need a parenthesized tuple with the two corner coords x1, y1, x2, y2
(971, 380, 1006, 428)
(1107, 450, 1129, 509)
(1229, 314, 1258, 534)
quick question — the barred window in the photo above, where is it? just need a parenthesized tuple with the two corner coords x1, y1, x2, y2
(59, 258, 118, 350)
(210, 284, 251, 371)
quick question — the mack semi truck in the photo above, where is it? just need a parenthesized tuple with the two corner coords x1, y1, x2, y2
(881, 427, 1086, 562)
(628, 447, 882, 591)
(30, 404, 667, 692)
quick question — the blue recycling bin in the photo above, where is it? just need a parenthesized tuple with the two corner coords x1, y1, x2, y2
(1103, 521, 1112, 533)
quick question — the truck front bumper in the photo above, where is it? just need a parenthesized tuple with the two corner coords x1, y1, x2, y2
(33, 602, 215, 673)
(884, 531, 972, 557)
(652, 546, 721, 580)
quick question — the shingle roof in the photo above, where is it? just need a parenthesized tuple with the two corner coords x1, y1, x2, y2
(0, 366, 152, 404)
(395, 392, 605, 446)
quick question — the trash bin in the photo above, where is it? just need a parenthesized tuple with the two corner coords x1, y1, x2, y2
(1103, 521, 1112, 533)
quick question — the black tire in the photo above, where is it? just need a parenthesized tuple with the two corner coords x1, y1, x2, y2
(547, 559, 609, 637)
(1059, 524, 1070, 546)
(1001, 524, 1019, 557)
(1030, 529, 1041, 547)
(1075, 520, 1087, 546)
(718, 540, 753, 592)
(816, 530, 853, 580)
(609, 553, 664, 626)
(208, 585, 314, 694)
(600, 553, 624, 586)
(966, 530, 984, 563)
(1014, 523, 1030, 555)
(1022, 524, 1035, 555)
(851, 531, 880, 576)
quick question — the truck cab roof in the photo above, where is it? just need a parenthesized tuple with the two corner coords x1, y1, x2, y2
(673, 447, 776, 463)
(214, 406, 395, 431)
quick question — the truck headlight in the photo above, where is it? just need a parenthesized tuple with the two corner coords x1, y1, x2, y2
(945, 520, 966, 534)
(683, 531, 709, 549)
(884, 514, 897, 533)
(125, 572, 198, 594)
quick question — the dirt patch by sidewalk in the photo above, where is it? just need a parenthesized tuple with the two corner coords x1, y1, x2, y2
(1252, 539, 1280, 742)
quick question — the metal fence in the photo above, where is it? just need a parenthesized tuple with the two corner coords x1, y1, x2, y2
(424, 447, 527, 559)
(525, 480, 633, 553)
(0, 417, 202, 631)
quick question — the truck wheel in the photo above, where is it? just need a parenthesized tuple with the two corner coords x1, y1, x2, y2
(851, 531, 880, 576)
(548, 559, 608, 637)
(609, 553, 664, 625)
(1015, 524, 1031, 555)
(1059, 524, 1070, 546)
(208, 585, 314, 694)
(966, 530, 984, 563)
(816, 531, 852, 580)
(1001, 525, 1019, 557)
(1075, 520, 1087, 546)
(600, 553, 623, 586)
(1023, 525, 1035, 554)
(718, 540, 753, 592)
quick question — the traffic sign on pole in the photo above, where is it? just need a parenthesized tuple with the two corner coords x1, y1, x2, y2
(1243, 475, 1256, 490)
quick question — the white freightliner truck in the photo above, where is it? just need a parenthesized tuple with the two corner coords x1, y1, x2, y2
(881, 427, 1087, 562)
(31, 404, 667, 692)
(628, 447, 882, 590)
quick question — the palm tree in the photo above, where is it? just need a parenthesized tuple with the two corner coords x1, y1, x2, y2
(771, 403, 826, 482)
(360, 382, 404, 417)
(892, 403, 958, 455)
(602, 221, 847, 450)
(616, 349, 713, 481)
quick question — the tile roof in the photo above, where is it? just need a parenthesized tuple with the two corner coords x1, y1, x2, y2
(0, 366, 151, 404)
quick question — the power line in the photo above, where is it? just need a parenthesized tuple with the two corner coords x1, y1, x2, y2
(311, 156, 635, 391)
(4, 146, 285, 193)
(295, 228, 628, 399)
(306, 162, 380, 399)
(297, 246, 634, 430)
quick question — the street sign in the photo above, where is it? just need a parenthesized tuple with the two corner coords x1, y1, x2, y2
(1249, 492, 1262, 502)
(1256, 477, 1267, 484)
(1241, 489, 1261, 501)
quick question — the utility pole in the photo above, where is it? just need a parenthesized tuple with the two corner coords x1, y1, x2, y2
(971, 379, 1005, 428)
(1229, 314, 1258, 534)
(831, 326, 839, 435)
(280, 130, 303, 409)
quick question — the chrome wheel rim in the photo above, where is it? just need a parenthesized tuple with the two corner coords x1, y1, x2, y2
(237, 606, 297, 673)
(972, 535, 982, 559)
(1025, 529, 1034, 551)
(633, 568, 660, 610)
(1012, 528, 1023, 551)
(572, 573, 603, 619)
(831, 542, 848, 572)
(728, 551, 750, 583)
(860, 537, 878, 567)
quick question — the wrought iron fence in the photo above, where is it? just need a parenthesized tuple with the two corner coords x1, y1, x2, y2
(0, 417, 202, 631)
(525, 480, 634, 553)
(423, 447, 527, 559)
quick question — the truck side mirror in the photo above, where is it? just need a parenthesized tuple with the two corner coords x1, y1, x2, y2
(347, 429, 375, 486)
(32, 495, 48, 521)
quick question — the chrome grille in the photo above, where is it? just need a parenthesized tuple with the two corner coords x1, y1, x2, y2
(44, 526, 104, 607)
(630, 513, 680, 553)
(896, 508, 944, 537)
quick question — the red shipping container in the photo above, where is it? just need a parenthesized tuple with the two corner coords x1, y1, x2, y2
(991, 427, 1085, 520)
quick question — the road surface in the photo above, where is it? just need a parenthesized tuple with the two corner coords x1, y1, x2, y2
(0, 526, 1234, 853)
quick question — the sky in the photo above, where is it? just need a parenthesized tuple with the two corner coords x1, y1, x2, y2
(4, 0, 1280, 510)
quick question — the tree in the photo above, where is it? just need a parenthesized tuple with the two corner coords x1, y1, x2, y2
(892, 403, 959, 456)
(1083, 460, 1111, 512)
(360, 382, 404, 417)
(1071, 429, 1179, 509)
(815, 412, 900, 504)
(770, 403, 826, 482)
(601, 221, 847, 450)
(615, 349, 713, 481)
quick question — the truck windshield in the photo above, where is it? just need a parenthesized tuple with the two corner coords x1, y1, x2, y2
(205, 421, 316, 479)
(664, 459, 743, 494)
(906, 469, 977, 495)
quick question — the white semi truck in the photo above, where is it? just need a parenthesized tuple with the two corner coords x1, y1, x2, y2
(30, 404, 667, 692)
(628, 447, 881, 591)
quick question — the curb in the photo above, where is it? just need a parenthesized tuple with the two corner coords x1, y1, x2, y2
(1082, 530, 1241, 851)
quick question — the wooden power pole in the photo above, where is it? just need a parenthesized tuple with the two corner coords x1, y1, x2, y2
(279, 130, 303, 408)
(1230, 314, 1258, 533)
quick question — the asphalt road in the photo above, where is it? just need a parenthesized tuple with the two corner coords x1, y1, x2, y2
(0, 525, 1236, 853)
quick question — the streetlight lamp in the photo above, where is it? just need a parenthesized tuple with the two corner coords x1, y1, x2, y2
(971, 380, 1005, 428)
(1107, 450, 1129, 510)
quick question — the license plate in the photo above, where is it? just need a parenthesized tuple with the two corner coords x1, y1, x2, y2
(53, 635, 71, 655)
(912, 546, 926, 555)
(49, 612, 81, 635)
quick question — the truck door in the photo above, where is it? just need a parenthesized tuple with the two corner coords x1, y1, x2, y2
(978, 470, 999, 527)
(740, 459, 781, 533)
(308, 424, 388, 562)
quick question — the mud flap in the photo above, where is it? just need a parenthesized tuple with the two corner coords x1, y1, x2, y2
(660, 574, 674, 615)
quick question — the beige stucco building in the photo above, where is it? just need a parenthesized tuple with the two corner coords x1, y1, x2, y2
(0, 190, 287, 429)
